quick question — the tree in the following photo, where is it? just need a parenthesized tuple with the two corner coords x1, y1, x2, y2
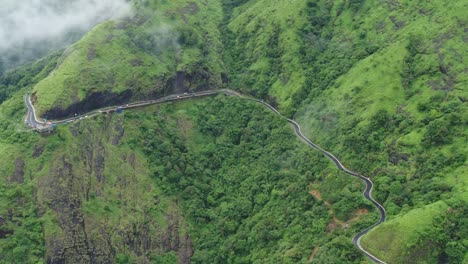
(423, 118, 452, 145)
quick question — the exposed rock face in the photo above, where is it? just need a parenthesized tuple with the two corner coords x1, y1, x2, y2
(112, 118, 125, 145)
(33, 144, 45, 158)
(44, 158, 114, 264)
(165, 69, 220, 95)
(162, 208, 194, 263)
(10, 158, 25, 183)
(178, 230, 194, 264)
(39, 119, 193, 263)
(43, 90, 134, 120)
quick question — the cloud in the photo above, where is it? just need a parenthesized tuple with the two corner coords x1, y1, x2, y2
(0, 0, 132, 51)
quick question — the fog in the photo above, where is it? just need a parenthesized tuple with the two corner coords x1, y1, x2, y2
(0, 0, 132, 71)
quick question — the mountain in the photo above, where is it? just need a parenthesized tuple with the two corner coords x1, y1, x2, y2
(0, 0, 131, 72)
(0, 0, 466, 263)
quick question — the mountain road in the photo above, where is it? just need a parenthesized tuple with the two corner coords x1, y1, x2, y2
(24, 89, 386, 263)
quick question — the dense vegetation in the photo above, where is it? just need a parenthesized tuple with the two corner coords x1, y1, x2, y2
(0, 51, 61, 104)
(0, 0, 466, 263)
(295, 1, 467, 262)
(222, 0, 467, 262)
(131, 96, 379, 263)
(0, 90, 377, 263)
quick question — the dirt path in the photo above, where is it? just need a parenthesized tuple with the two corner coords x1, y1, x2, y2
(308, 246, 319, 262)
(310, 189, 369, 232)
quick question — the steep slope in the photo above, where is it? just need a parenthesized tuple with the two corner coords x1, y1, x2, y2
(223, 0, 309, 112)
(295, 1, 468, 262)
(1, 85, 380, 263)
(32, 0, 225, 119)
(0, 51, 62, 105)
(224, 0, 467, 262)
(1, 0, 466, 263)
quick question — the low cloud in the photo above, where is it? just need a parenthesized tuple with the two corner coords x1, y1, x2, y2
(147, 23, 181, 55)
(0, 0, 132, 51)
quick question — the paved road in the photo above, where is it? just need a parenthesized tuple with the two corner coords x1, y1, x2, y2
(24, 92, 47, 129)
(288, 119, 386, 264)
(24, 90, 224, 128)
(25, 89, 386, 263)
(239, 96, 386, 264)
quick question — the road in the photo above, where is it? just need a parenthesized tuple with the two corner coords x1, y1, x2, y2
(24, 92, 48, 129)
(288, 119, 386, 264)
(24, 90, 225, 128)
(236, 95, 386, 263)
(24, 89, 386, 263)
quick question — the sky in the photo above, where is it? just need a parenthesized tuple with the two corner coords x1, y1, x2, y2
(0, 0, 132, 51)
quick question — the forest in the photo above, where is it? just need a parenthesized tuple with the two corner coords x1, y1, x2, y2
(0, 0, 466, 263)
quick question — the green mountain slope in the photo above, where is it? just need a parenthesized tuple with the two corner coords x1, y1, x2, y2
(0, 89, 378, 263)
(32, 0, 225, 119)
(296, 1, 467, 262)
(0, 0, 466, 263)
(225, 0, 467, 262)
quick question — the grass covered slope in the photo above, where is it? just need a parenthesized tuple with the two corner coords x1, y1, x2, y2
(32, 0, 226, 118)
(360, 200, 465, 263)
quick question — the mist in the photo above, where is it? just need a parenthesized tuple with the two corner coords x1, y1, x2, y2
(0, 0, 132, 72)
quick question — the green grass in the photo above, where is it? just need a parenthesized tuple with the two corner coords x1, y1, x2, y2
(32, 0, 225, 116)
(361, 201, 449, 263)
(33, 21, 170, 114)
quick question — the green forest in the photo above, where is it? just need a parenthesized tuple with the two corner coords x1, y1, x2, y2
(0, 0, 466, 263)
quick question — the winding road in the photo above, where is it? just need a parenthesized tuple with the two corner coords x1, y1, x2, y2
(25, 89, 386, 263)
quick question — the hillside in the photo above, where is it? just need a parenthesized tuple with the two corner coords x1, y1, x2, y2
(0, 0, 466, 263)
(1, 90, 378, 263)
(32, 0, 226, 119)
(225, 0, 467, 262)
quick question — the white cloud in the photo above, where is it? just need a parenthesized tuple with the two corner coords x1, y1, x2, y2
(0, 0, 132, 51)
